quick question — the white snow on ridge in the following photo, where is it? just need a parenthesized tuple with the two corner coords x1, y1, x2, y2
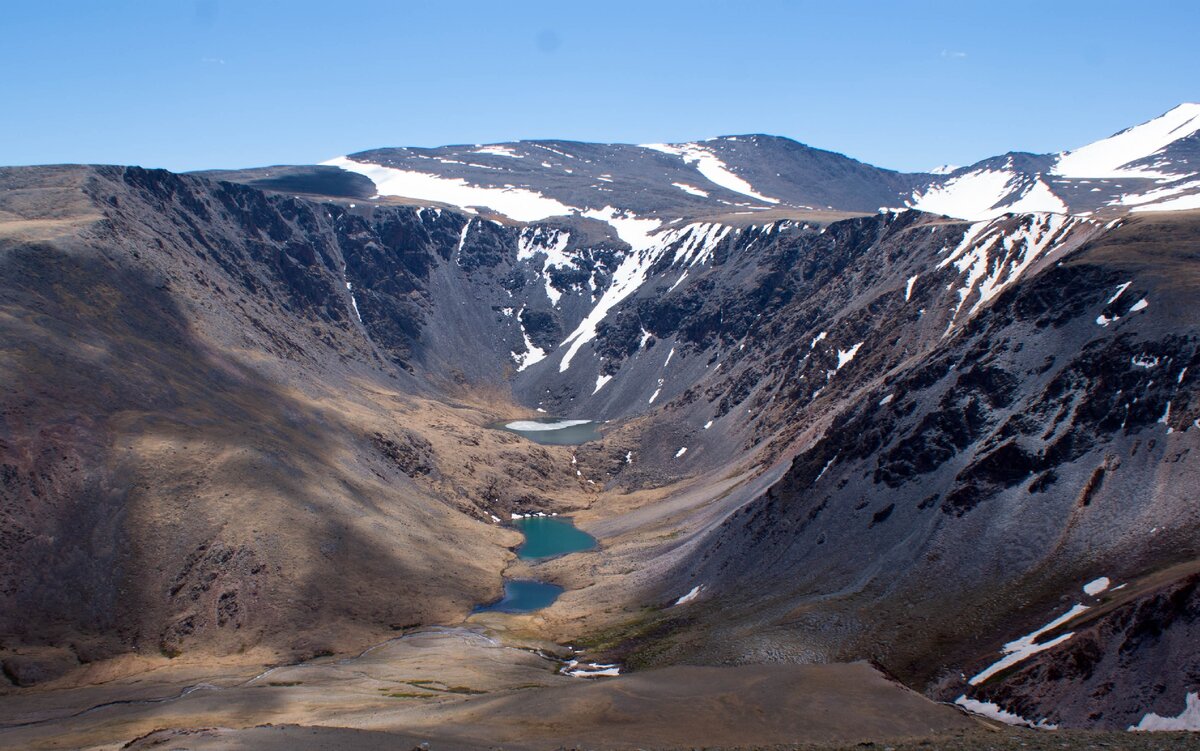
(641, 142, 779, 204)
(909, 170, 1068, 222)
(674, 585, 702, 606)
(671, 222, 732, 266)
(908, 169, 1017, 221)
(1053, 103, 1200, 179)
(1083, 577, 1111, 596)
(322, 156, 574, 222)
(1107, 281, 1132, 305)
(473, 145, 524, 158)
(562, 659, 621, 678)
(1111, 179, 1200, 208)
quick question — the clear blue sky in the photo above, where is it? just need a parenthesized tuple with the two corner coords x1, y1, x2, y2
(3, 0, 1197, 173)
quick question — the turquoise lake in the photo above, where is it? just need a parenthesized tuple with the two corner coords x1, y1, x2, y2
(476, 517, 597, 613)
(474, 579, 564, 614)
(515, 516, 597, 559)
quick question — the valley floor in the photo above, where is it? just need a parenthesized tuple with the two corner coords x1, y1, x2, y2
(5, 624, 1200, 750)
(0, 626, 968, 750)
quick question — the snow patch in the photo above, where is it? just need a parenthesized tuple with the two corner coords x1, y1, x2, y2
(955, 697, 1058, 729)
(473, 145, 524, 158)
(1054, 103, 1200, 179)
(1107, 281, 1132, 305)
(322, 156, 574, 222)
(562, 659, 621, 678)
(1132, 192, 1200, 213)
(674, 447, 688, 458)
(1083, 577, 1111, 596)
(345, 281, 362, 322)
(969, 604, 1090, 685)
(518, 226, 573, 306)
(836, 342, 863, 370)
(672, 182, 709, 197)
(641, 142, 779, 204)
(674, 585, 703, 606)
(593, 374, 612, 394)
(1131, 692, 1200, 731)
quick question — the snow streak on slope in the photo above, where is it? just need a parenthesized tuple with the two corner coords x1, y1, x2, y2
(641, 142, 779, 204)
(937, 213, 1089, 328)
(556, 217, 741, 372)
(511, 307, 548, 372)
(322, 157, 575, 222)
(1053, 103, 1200, 179)
(1132, 191, 1200, 213)
(558, 209, 664, 371)
(969, 604, 1091, 685)
(517, 227, 573, 305)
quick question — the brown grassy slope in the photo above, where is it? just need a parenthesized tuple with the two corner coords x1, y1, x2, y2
(0, 166, 595, 687)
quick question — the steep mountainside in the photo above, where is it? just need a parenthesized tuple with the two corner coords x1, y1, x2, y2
(2, 106, 1200, 736)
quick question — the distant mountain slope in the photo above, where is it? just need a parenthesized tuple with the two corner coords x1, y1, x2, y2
(228, 103, 1200, 229)
(909, 103, 1200, 219)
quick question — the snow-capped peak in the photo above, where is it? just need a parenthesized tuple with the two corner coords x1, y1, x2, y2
(1052, 102, 1200, 179)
